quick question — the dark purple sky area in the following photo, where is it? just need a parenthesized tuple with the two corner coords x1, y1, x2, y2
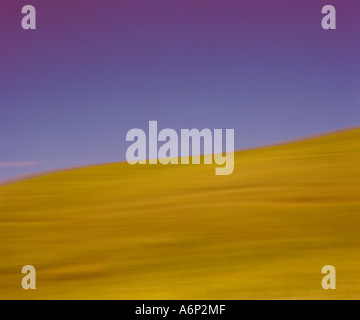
(1, 0, 359, 181)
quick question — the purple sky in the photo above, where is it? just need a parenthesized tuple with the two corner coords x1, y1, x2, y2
(1, 0, 359, 181)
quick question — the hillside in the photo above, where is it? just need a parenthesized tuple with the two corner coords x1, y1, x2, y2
(0, 128, 359, 299)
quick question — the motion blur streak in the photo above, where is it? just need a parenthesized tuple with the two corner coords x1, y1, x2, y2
(0, 128, 359, 299)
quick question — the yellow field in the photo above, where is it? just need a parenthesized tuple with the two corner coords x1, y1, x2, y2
(0, 128, 359, 299)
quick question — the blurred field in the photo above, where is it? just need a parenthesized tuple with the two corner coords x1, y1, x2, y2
(0, 128, 359, 299)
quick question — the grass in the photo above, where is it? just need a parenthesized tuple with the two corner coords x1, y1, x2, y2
(0, 128, 359, 299)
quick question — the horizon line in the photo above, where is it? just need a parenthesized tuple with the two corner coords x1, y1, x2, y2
(1, 125, 358, 187)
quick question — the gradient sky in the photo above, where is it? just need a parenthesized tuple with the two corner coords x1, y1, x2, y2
(1, 0, 359, 181)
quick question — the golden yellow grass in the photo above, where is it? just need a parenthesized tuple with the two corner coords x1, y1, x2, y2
(0, 128, 359, 299)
